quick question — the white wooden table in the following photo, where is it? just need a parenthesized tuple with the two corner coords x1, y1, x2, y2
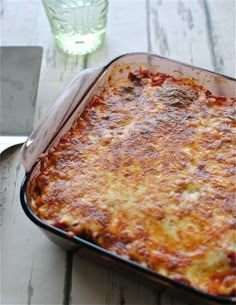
(1, 1, 235, 304)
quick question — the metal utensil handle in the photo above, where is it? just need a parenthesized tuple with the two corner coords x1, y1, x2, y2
(21, 66, 104, 172)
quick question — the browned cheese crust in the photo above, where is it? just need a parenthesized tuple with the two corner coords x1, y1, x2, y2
(28, 69, 236, 296)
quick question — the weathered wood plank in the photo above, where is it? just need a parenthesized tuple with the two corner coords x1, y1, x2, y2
(71, 255, 155, 305)
(204, 0, 235, 77)
(1, 147, 66, 305)
(147, 0, 214, 71)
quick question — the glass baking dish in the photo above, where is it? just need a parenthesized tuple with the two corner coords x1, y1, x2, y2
(20, 52, 236, 305)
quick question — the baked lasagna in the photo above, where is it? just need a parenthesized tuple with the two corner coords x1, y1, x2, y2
(28, 68, 236, 296)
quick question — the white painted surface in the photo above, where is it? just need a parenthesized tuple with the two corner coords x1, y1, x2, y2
(206, 0, 235, 77)
(148, 0, 213, 69)
(1, 1, 234, 304)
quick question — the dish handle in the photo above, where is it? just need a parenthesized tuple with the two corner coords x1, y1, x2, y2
(21, 66, 104, 173)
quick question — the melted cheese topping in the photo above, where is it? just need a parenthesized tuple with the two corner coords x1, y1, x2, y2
(28, 69, 236, 297)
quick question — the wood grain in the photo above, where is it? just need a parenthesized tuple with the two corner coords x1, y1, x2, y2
(147, 0, 235, 77)
(204, 0, 235, 77)
(1, 147, 66, 304)
(147, 0, 213, 70)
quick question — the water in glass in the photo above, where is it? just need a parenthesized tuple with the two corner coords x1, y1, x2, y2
(42, 0, 109, 55)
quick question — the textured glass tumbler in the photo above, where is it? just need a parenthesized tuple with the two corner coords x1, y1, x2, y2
(42, 0, 109, 55)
